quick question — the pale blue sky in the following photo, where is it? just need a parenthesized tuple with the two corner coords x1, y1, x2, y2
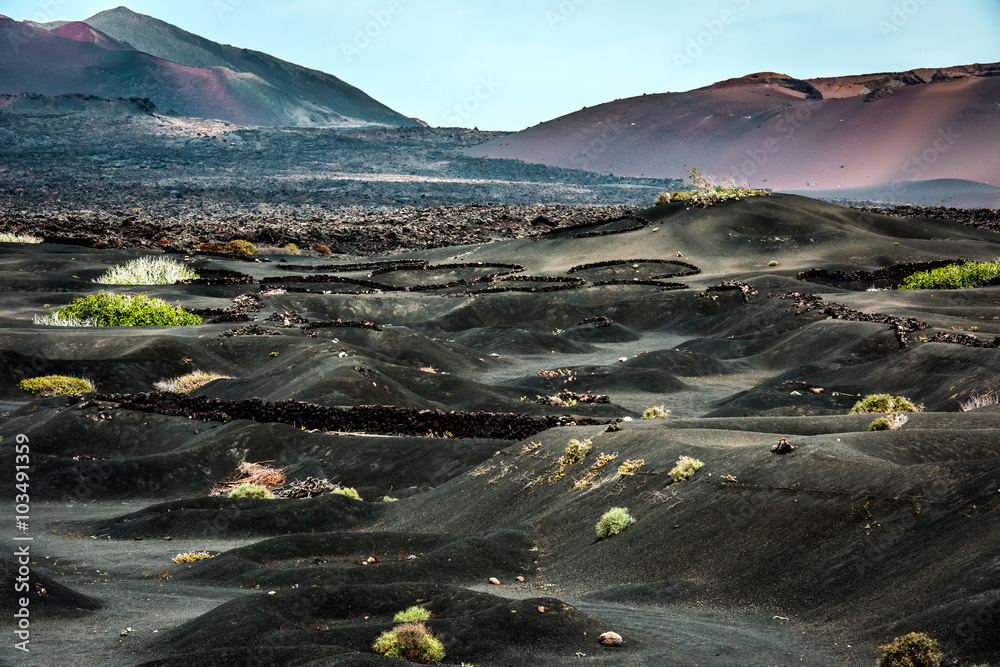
(6, 0, 1000, 130)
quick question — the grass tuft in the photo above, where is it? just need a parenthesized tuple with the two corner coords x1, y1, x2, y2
(898, 260, 1000, 290)
(393, 606, 432, 623)
(849, 394, 922, 415)
(656, 167, 769, 207)
(331, 486, 362, 501)
(642, 406, 669, 420)
(94, 256, 198, 285)
(0, 233, 42, 243)
(154, 371, 231, 394)
(373, 622, 445, 664)
(669, 456, 704, 482)
(877, 632, 942, 667)
(172, 551, 215, 564)
(595, 507, 636, 539)
(19, 375, 95, 396)
(228, 483, 274, 499)
(36, 292, 202, 327)
(223, 240, 257, 255)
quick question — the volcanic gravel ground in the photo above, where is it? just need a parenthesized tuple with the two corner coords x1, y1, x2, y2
(2, 194, 1000, 665)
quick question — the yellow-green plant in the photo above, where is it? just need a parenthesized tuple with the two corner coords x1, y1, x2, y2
(172, 551, 215, 563)
(228, 483, 274, 499)
(595, 507, 636, 539)
(331, 486, 362, 501)
(18, 375, 95, 396)
(372, 622, 445, 663)
(877, 632, 942, 667)
(393, 606, 432, 623)
(669, 456, 704, 482)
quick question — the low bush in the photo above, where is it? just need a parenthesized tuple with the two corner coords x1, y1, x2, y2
(877, 632, 942, 667)
(18, 375, 95, 396)
(312, 243, 332, 255)
(382, 496, 399, 503)
(94, 256, 198, 285)
(154, 371, 231, 394)
(197, 242, 223, 252)
(0, 233, 42, 243)
(393, 606, 432, 623)
(960, 390, 999, 412)
(36, 292, 202, 327)
(172, 551, 215, 563)
(284, 243, 300, 254)
(372, 622, 445, 664)
(559, 439, 592, 466)
(223, 239, 257, 255)
(870, 413, 909, 431)
(898, 260, 1000, 290)
(669, 455, 704, 482)
(331, 486, 362, 501)
(618, 459, 645, 476)
(595, 507, 636, 539)
(656, 167, 769, 207)
(228, 483, 274, 499)
(642, 406, 669, 420)
(850, 394, 922, 415)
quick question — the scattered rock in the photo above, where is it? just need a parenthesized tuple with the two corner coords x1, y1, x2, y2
(772, 437, 796, 455)
(599, 632, 623, 646)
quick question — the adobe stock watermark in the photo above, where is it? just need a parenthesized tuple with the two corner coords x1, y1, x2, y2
(12, 433, 32, 653)
(5, 0, 75, 54)
(443, 75, 502, 127)
(546, 0, 588, 31)
(877, 0, 929, 39)
(341, 1, 404, 63)
(214, 0, 244, 21)
(673, 0, 752, 73)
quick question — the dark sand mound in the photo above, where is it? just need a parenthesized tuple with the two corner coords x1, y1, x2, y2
(138, 584, 627, 666)
(5, 194, 1000, 665)
(0, 558, 103, 617)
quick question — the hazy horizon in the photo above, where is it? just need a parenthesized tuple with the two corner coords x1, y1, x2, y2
(4, 0, 999, 131)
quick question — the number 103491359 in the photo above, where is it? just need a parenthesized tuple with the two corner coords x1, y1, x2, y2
(15, 434, 30, 510)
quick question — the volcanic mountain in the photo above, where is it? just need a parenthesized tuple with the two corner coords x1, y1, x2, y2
(466, 65, 1000, 208)
(0, 6, 416, 127)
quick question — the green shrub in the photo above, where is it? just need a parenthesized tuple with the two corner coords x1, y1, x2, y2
(656, 167, 769, 207)
(331, 486, 362, 501)
(37, 292, 202, 327)
(172, 551, 215, 563)
(154, 371, 230, 394)
(870, 413, 908, 431)
(669, 455, 704, 482)
(559, 439, 592, 466)
(877, 632, 942, 667)
(0, 233, 42, 243)
(595, 507, 636, 539)
(228, 483, 274, 499)
(223, 239, 257, 255)
(850, 394, 922, 415)
(393, 606, 432, 623)
(372, 622, 445, 664)
(284, 243, 299, 254)
(768, 260, 779, 267)
(19, 375, 95, 396)
(642, 406, 669, 420)
(94, 256, 198, 285)
(898, 260, 1000, 290)
(382, 496, 399, 503)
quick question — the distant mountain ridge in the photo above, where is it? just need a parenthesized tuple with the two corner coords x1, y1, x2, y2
(467, 62, 1000, 208)
(0, 6, 416, 128)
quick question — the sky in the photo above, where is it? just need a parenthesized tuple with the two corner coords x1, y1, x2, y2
(5, 0, 1000, 130)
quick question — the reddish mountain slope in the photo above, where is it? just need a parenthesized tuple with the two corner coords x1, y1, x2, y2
(0, 9, 415, 128)
(468, 66, 1000, 207)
